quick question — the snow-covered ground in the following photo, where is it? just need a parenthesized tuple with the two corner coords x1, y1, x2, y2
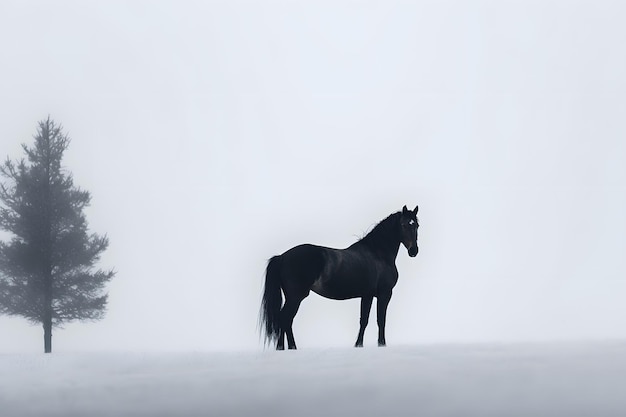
(2, 342, 626, 417)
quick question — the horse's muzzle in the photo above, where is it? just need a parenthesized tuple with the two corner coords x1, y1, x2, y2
(408, 246, 418, 257)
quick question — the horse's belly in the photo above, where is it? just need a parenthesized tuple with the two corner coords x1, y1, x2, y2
(310, 274, 371, 300)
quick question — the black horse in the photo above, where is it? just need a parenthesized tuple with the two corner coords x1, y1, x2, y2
(260, 205, 419, 350)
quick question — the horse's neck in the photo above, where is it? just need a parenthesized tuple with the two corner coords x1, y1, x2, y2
(360, 215, 401, 262)
(371, 239, 401, 263)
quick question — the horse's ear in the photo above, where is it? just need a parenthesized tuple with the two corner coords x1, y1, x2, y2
(403, 205, 409, 214)
(413, 205, 419, 215)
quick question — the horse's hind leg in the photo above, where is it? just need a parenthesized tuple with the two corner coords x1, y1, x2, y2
(280, 297, 303, 350)
(277, 329, 286, 350)
(355, 296, 373, 347)
(286, 328, 296, 350)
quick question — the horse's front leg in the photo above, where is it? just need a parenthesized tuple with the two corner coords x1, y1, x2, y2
(355, 296, 373, 347)
(376, 291, 392, 347)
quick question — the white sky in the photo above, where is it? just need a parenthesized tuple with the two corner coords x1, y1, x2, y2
(0, 0, 625, 352)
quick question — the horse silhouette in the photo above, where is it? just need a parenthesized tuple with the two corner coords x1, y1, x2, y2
(260, 205, 419, 350)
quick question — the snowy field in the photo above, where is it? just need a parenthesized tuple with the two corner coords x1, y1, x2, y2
(2, 342, 626, 417)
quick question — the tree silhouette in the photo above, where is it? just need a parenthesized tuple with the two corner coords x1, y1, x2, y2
(0, 117, 114, 353)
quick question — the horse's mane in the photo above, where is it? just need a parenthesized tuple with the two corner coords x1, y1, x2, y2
(358, 212, 400, 249)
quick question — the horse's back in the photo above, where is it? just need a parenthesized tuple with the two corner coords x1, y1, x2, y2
(280, 244, 327, 267)
(278, 244, 327, 297)
(277, 243, 394, 300)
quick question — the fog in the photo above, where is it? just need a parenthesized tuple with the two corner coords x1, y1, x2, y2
(1, 0, 625, 353)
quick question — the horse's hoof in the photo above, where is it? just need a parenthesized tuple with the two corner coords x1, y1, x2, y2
(355, 343, 364, 348)
(378, 342, 386, 347)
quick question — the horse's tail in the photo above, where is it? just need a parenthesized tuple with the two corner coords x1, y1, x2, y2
(259, 255, 283, 346)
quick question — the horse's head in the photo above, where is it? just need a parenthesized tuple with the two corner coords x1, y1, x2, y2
(400, 205, 419, 257)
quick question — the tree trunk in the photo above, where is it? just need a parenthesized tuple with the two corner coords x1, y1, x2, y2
(43, 267, 53, 354)
(43, 318, 52, 353)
